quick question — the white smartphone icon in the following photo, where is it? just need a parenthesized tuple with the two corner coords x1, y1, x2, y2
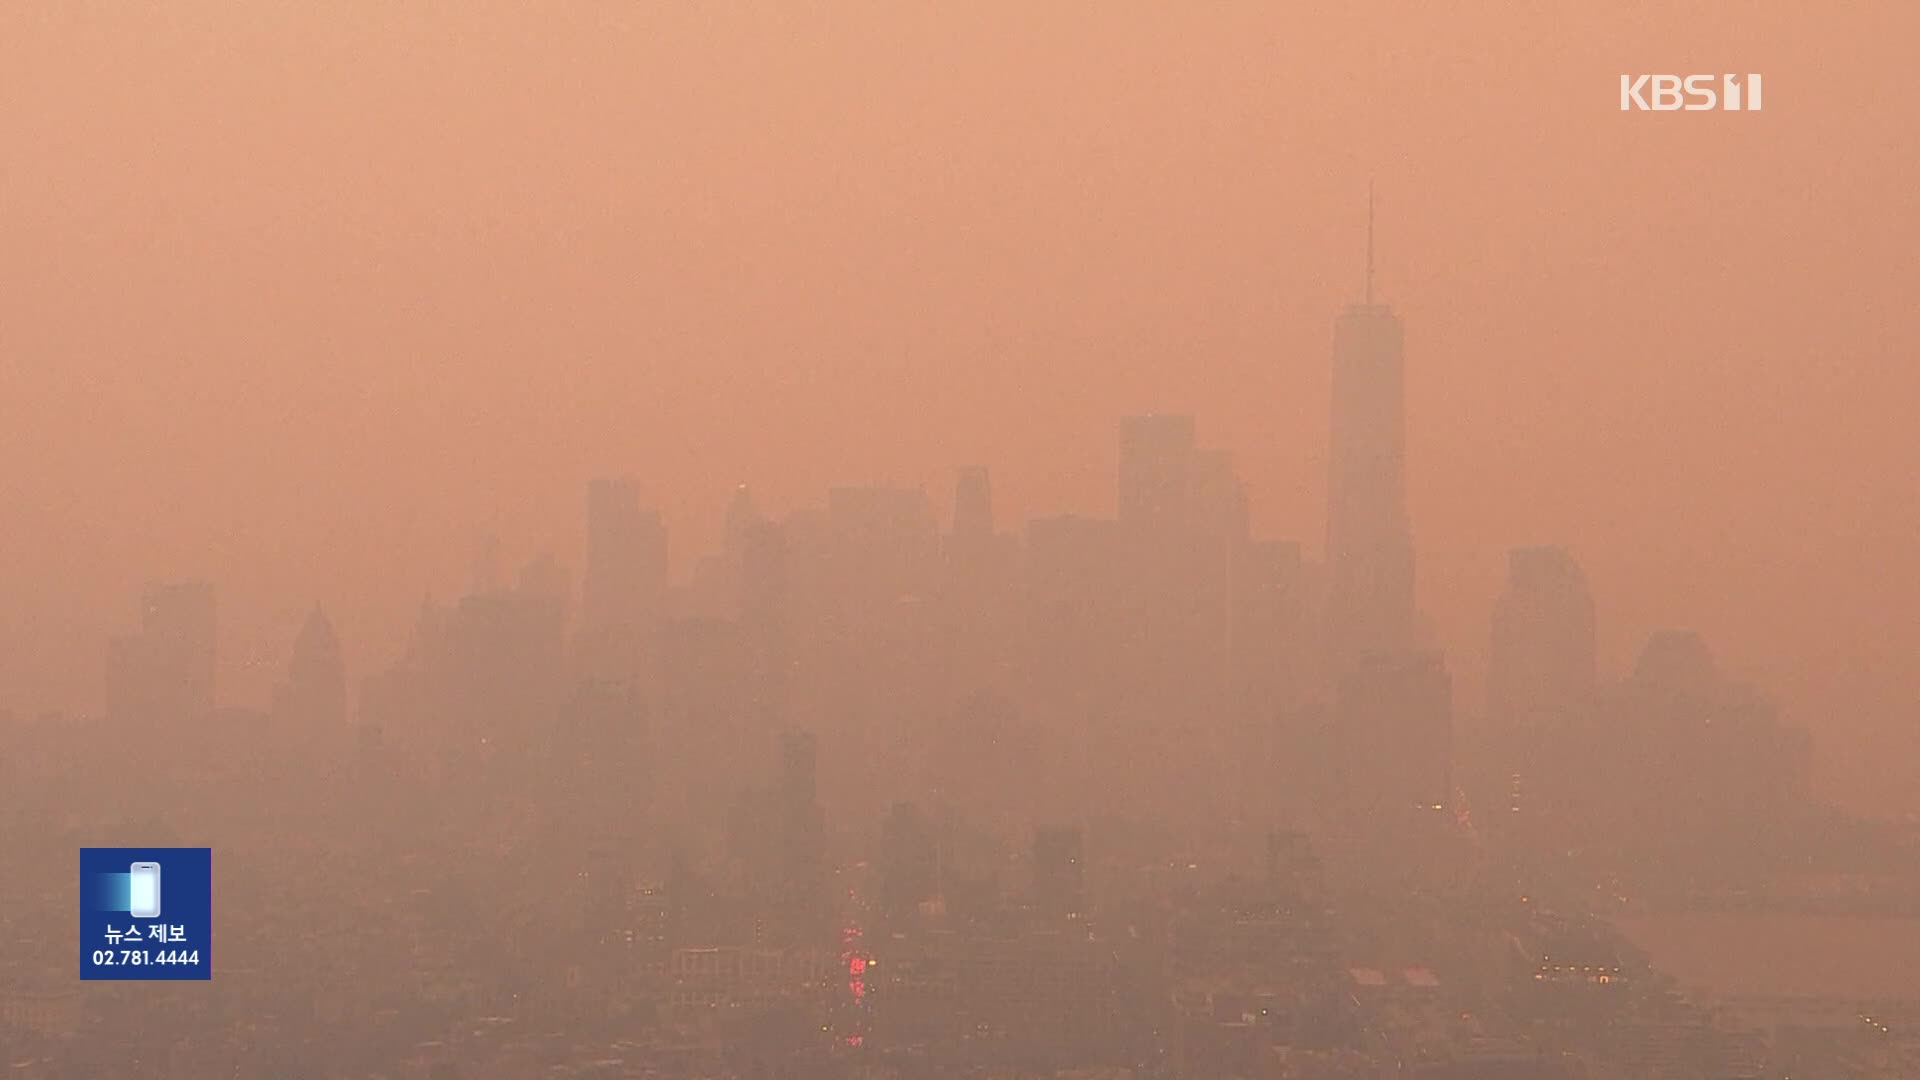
(129, 862, 162, 919)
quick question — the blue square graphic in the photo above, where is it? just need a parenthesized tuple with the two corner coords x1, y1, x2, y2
(80, 847, 212, 980)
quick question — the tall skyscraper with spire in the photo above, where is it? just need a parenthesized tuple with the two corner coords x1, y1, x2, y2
(1325, 185, 1416, 682)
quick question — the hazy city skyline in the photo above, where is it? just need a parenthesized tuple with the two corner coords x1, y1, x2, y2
(7, 8, 1916, 826)
(5, 5, 1919, 1077)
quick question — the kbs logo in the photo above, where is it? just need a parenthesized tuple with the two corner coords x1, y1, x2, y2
(1620, 74, 1763, 111)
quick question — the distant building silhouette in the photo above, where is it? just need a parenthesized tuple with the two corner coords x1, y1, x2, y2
(439, 556, 568, 760)
(1489, 547, 1597, 733)
(1324, 205, 1416, 681)
(1617, 630, 1812, 821)
(655, 614, 748, 816)
(1630, 628, 1719, 708)
(727, 730, 829, 944)
(737, 519, 789, 735)
(106, 580, 216, 724)
(1116, 414, 1240, 813)
(1022, 514, 1122, 771)
(272, 604, 346, 731)
(1486, 547, 1596, 823)
(1186, 446, 1248, 797)
(723, 482, 762, 559)
(1118, 413, 1196, 533)
(951, 465, 994, 546)
(827, 485, 939, 601)
(1317, 198, 1446, 833)
(878, 801, 940, 923)
(578, 476, 668, 688)
(1333, 650, 1452, 826)
(358, 591, 444, 769)
(1535, 629, 1813, 847)
(1232, 540, 1321, 820)
(941, 466, 1019, 703)
(819, 486, 940, 808)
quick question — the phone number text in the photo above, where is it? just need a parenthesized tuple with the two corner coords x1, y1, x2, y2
(89, 950, 200, 966)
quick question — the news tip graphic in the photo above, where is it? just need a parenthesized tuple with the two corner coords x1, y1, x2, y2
(80, 847, 211, 981)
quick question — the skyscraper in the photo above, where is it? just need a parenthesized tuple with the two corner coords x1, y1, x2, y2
(771, 729, 829, 941)
(1188, 449, 1249, 552)
(578, 476, 668, 686)
(107, 580, 217, 724)
(437, 556, 569, 760)
(273, 604, 346, 731)
(1557, 631, 1815, 843)
(1115, 415, 1205, 809)
(943, 466, 1019, 702)
(723, 482, 763, 558)
(738, 519, 789, 733)
(1232, 539, 1318, 820)
(1481, 547, 1597, 825)
(1024, 514, 1122, 724)
(1117, 414, 1196, 534)
(1333, 649, 1452, 824)
(822, 485, 941, 804)
(1324, 195, 1416, 681)
(1488, 546, 1597, 734)
(878, 801, 940, 922)
(951, 465, 994, 549)
(656, 614, 749, 815)
(828, 485, 940, 597)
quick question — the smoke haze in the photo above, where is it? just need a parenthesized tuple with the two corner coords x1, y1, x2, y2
(3, 8, 1917, 800)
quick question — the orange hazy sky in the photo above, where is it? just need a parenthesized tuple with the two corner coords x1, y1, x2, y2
(3, 3, 1916, 812)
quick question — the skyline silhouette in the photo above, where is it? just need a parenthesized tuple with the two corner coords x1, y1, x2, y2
(66, 262, 1816, 842)
(15, 246, 1906, 816)
(7, 1, 1917, 811)
(5, 4, 1920, 1077)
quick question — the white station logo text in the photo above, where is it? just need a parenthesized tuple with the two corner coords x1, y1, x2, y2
(1620, 74, 1762, 111)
